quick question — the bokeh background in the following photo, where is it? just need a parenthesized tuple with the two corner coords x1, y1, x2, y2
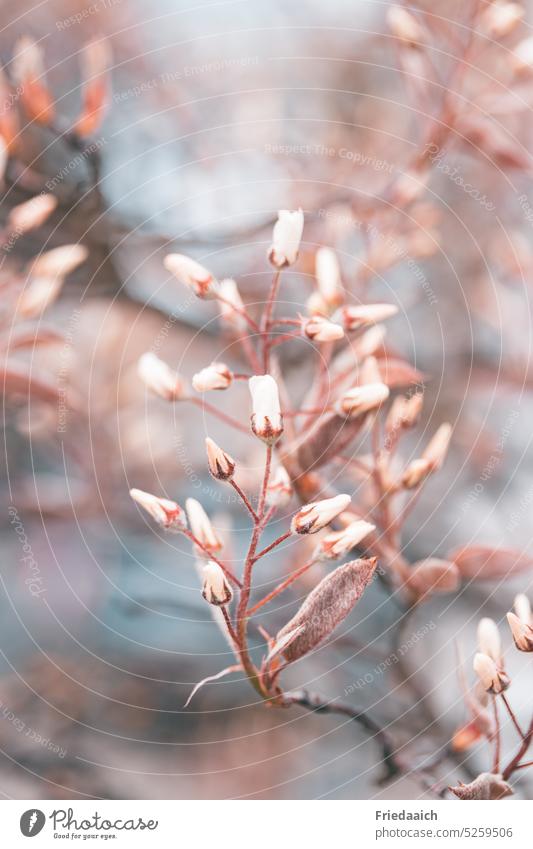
(1, 0, 533, 799)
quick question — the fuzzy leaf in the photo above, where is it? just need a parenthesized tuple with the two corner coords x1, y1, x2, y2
(275, 557, 377, 663)
(297, 413, 366, 472)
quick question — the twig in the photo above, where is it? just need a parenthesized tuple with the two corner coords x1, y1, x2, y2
(247, 559, 316, 616)
(230, 480, 259, 522)
(492, 696, 501, 774)
(284, 689, 400, 783)
(500, 693, 525, 740)
(252, 530, 292, 562)
(189, 396, 249, 433)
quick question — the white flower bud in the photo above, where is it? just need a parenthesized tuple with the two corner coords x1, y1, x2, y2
(316, 519, 375, 560)
(201, 560, 232, 606)
(28, 244, 88, 280)
(473, 652, 510, 694)
(269, 208, 304, 268)
(343, 303, 398, 331)
(506, 612, 533, 652)
(8, 194, 57, 234)
(482, 2, 523, 38)
(266, 465, 293, 507)
(315, 247, 343, 310)
(386, 393, 423, 433)
(248, 374, 283, 443)
(477, 618, 502, 664)
(423, 422, 452, 470)
(192, 362, 233, 392)
(512, 37, 533, 73)
(137, 352, 186, 401)
(164, 253, 217, 298)
(303, 315, 344, 343)
(402, 457, 432, 489)
(205, 437, 235, 481)
(185, 498, 222, 552)
(387, 6, 424, 45)
(337, 383, 389, 417)
(130, 488, 186, 531)
(218, 278, 246, 330)
(291, 493, 351, 535)
(514, 593, 531, 623)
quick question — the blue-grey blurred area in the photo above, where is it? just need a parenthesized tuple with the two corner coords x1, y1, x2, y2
(0, 0, 532, 801)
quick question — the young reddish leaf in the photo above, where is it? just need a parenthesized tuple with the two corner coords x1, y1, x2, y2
(1, 361, 59, 405)
(377, 357, 426, 388)
(404, 558, 460, 599)
(274, 557, 378, 663)
(448, 545, 533, 580)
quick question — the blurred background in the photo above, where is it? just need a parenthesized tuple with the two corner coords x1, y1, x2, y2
(1, 0, 533, 799)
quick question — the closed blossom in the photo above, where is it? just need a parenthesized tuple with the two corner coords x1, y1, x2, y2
(303, 315, 344, 343)
(249, 374, 283, 443)
(315, 247, 344, 310)
(130, 488, 186, 531)
(186, 498, 222, 552)
(477, 618, 502, 664)
(316, 519, 375, 560)
(291, 493, 351, 534)
(269, 208, 304, 268)
(205, 437, 235, 481)
(192, 362, 233, 392)
(138, 352, 186, 401)
(473, 652, 510, 694)
(266, 465, 293, 507)
(201, 561, 232, 606)
(343, 303, 398, 332)
(337, 383, 389, 417)
(164, 253, 217, 298)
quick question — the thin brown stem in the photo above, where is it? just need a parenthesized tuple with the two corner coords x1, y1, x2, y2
(502, 717, 533, 780)
(492, 696, 501, 774)
(182, 529, 242, 589)
(230, 480, 259, 522)
(500, 693, 525, 740)
(188, 397, 249, 434)
(215, 293, 259, 331)
(247, 559, 316, 616)
(253, 530, 292, 562)
(221, 605, 240, 648)
(261, 270, 281, 371)
(284, 689, 400, 783)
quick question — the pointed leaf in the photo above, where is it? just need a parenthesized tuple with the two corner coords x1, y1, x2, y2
(275, 557, 377, 663)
